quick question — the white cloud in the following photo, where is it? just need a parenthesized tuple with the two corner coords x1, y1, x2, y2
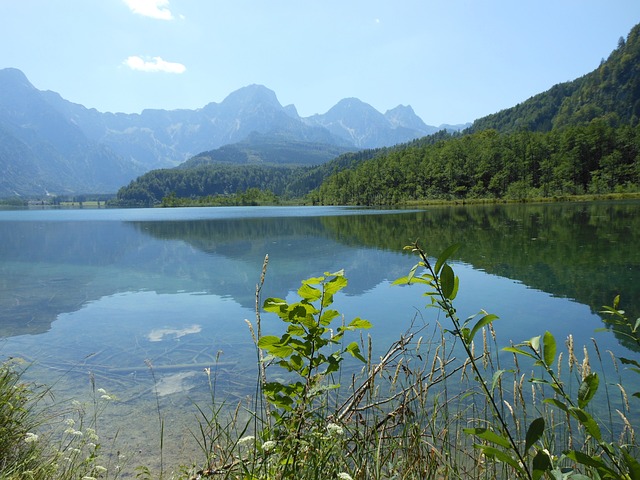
(123, 0, 173, 20)
(124, 55, 186, 73)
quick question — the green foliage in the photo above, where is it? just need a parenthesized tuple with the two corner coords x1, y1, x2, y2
(312, 22, 640, 206)
(259, 270, 369, 419)
(469, 23, 640, 133)
(112, 164, 308, 207)
(508, 330, 639, 479)
(0, 360, 123, 479)
(160, 187, 280, 207)
(248, 270, 371, 478)
(315, 122, 640, 205)
(0, 359, 49, 477)
(400, 242, 640, 480)
(599, 296, 640, 402)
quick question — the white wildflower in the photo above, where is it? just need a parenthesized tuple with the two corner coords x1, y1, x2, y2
(64, 418, 75, 427)
(261, 440, 276, 453)
(97, 388, 107, 395)
(237, 435, 255, 446)
(337, 473, 353, 480)
(94, 465, 107, 473)
(327, 423, 344, 436)
(24, 432, 39, 443)
(82, 476, 97, 480)
(100, 394, 112, 401)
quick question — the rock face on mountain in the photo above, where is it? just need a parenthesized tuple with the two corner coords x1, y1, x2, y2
(0, 69, 138, 196)
(0, 68, 449, 196)
(305, 98, 439, 147)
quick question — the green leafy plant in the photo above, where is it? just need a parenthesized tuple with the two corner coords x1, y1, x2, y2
(506, 331, 640, 479)
(600, 295, 640, 402)
(255, 269, 371, 477)
(395, 242, 541, 479)
(397, 241, 639, 480)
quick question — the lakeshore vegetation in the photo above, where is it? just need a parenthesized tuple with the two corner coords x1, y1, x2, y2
(1, 244, 638, 479)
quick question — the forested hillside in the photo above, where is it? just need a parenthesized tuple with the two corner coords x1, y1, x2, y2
(312, 122, 639, 204)
(313, 23, 640, 205)
(113, 164, 309, 206)
(469, 26, 640, 133)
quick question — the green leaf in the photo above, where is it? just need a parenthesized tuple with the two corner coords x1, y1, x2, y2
(263, 297, 288, 313)
(613, 294, 620, 309)
(319, 309, 340, 326)
(286, 324, 306, 337)
(568, 407, 601, 441)
(473, 445, 524, 473)
(463, 427, 511, 449)
(542, 331, 556, 368)
(449, 274, 460, 300)
(392, 274, 431, 286)
(257, 335, 293, 358)
(347, 317, 372, 330)
(345, 341, 366, 362)
(284, 354, 303, 372)
(324, 274, 348, 297)
(440, 263, 456, 299)
(468, 313, 499, 345)
(503, 346, 536, 359)
(298, 283, 321, 302)
(543, 398, 568, 412)
(564, 450, 617, 476)
(577, 373, 599, 409)
(435, 243, 460, 275)
(620, 357, 640, 369)
(525, 417, 545, 453)
(491, 369, 508, 392)
(528, 335, 541, 354)
(531, 449, 552, 480)
(622, 446, 640, 480)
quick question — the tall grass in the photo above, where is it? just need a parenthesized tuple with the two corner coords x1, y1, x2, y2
(0, 359, 126, 480)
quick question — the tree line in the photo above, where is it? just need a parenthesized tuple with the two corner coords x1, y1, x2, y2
(311, 120, 640, 205)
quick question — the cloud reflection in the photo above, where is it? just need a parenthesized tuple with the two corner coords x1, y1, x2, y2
(147, 324, 202, 342)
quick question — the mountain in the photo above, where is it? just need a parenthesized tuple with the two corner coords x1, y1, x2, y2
(0, 69, 449, 197)
(312, 23, 640, 206)
(180, 131, 353, 169)
(0, 68, 141, 196)
(468, 25, 640, 133)
(111, 22, 640, 206)
(305, 98, 439, 148)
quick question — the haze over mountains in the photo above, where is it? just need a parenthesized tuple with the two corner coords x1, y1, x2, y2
(0, 68, 467, 197)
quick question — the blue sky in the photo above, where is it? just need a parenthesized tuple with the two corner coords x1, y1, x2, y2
(1, 1, 639, 125)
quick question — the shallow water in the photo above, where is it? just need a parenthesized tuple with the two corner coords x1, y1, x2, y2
(1, 203, 638, 472)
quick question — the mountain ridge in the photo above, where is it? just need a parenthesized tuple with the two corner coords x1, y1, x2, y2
(0, 69, 461, 197)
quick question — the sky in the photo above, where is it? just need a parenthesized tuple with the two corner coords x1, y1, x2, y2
(1, 1, 639, 126)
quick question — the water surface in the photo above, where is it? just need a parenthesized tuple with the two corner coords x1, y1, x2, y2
(1, 202, 638, 470)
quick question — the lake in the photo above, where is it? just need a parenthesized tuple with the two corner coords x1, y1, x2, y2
(1, 202, 639, 471)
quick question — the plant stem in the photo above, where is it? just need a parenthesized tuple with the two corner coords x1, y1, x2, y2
(414, 243, 533, 480)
